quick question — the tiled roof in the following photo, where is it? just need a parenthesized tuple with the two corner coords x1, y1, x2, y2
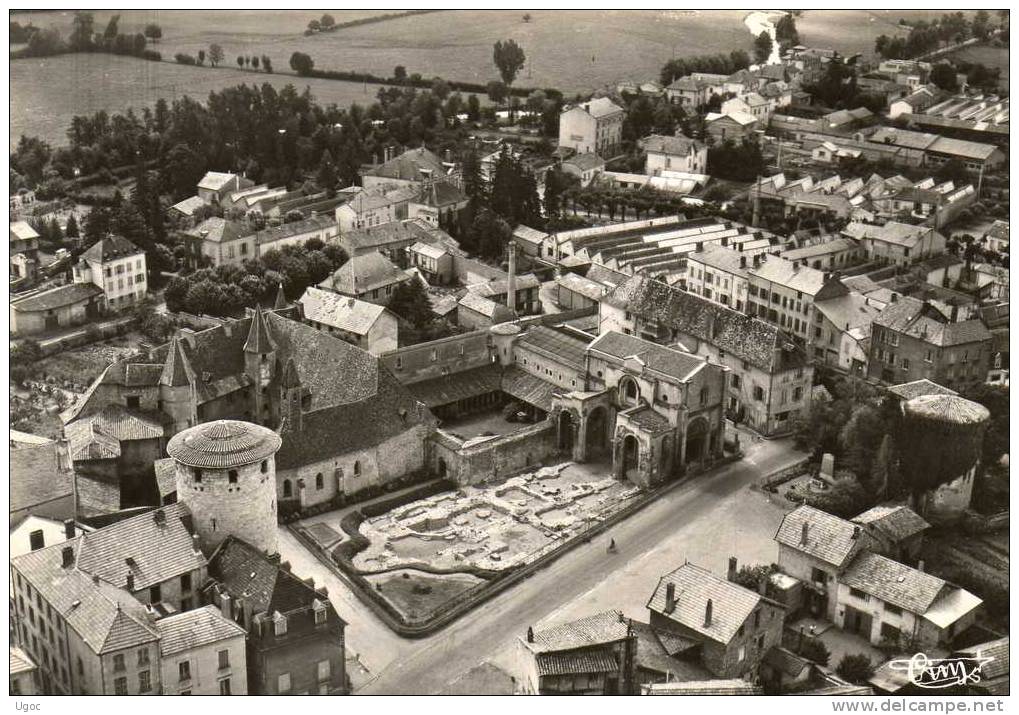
(780, 238, 858, 262)
(555, 271, 608, 302)
(956, 637, 1008, 682)
(843, 221, 942, 249)
(629, 619, 710, 681)
(298, 287, 389, 336)
(604, 275, 806, 373)
(535, 648, 619, 677)
(646, 563, 764, 644)
(170, 195, 206, 216)
(415, 179, 466, 208)
(406, 363, 503, 409)
(775, 505, 868, 568)
(253, 214, 335, 246)
(154, 458, 177, 499)
(705, 111, 758, 126)
(814, 292, 881, 332)
(364, 147, 448, 182)
(209, 536, 344, 623)
(167, 419, 282, 469)
(564, 152, 606, 172)
(885, 379, 958, 401)
(512, 225, 549, 247)
(185, 216, 250, 244)
(763, 646, 812, 678)
(10, 442, 73, 515)
(198, 171, 240, 191)
(82, 235, 142, 263)
(644, 679, 763, 695)
(500, 366, 559, 412)
(903, 394, 991, 425)
(156, 604, 246, 656)
(641, 134, 706, 156)
(458, 290, 506, 319)
(841, 552, 946, 614)
(9, 646, 36, 676)
(688, 245, 750, 277)
(575, 97, 624, 119)
(623, 406, 673, 434)
(852, 505, 929, 542)
(65, 404, 166, 462)
(590, 331, 705, 382)
(529, 610, 630, 653)
(12, 538, 160, 655)
(11, 283, 104, 312)
(10, 220, 40, 242)
(469, 273, 542, 297)
(322, 251, 409, 295)
(518, 325, 589, 371)
(873, 297, 991, 347)
(749, 255, 827, 295)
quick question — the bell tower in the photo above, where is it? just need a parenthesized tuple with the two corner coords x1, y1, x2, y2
(244, 305, 278, 426)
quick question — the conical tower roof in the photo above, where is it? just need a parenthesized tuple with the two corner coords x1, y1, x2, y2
(244, 305, 277, 354)
(274, 282, 287, 310)
(160, 336, 196, 387)
(281, 357, 301, 389)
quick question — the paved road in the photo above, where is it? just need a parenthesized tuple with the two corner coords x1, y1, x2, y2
(278, 435, 803, 695)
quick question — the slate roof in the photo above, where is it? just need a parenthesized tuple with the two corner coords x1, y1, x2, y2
(415, 179, 467, 208)
(407, 363, 503, 409)
(160, 337, 196, 387)
(518, 325, 589, 371)
(208, 536, 345, 623)
(603, 275, 807, 373)
(185, 216, 250, 244)
(688, 245, 750, 277)
(641, 134, 706, 156)
(852, 505, 929, 542)
(298, 287, 389, 337)
(528, 610, 631, 653)
(590, 331, 705, 382)
(512, 225, 549, 247)
(775, 505, 868, 568)
(841, 552, 947, 614)
(322, 251, 410, 295)
(646, 563, 765, 645)
(167, 420, 281, 469)
(535, 649, 619, 676)
(555, 271, 608, 302)
(11, 283, 104, 313)
(82, 235, 143, 263)
(873, 297, 991, 347)
(749, 255, 827, 295)
(156, 605, 246, 656)
(9, 646, 36, 676)
(501, 366, 559, 412)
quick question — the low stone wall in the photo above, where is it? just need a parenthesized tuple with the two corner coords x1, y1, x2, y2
(761, 457, 812, 491)
(431, 420, 558, 486)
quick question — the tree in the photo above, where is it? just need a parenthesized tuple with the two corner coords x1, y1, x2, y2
(837, 654, 875, 684)
(290, 51, 314, 76)
(797, 638, 831, 667)
(754, 30, 773, 65)
(261, 55, 272, 73)
(69, 11, 95, 51)
(208, 43, 224, 67)
(930, 62, 958, 91)
(972, 10, 991, 40)
(493, 39, 526, 87)
(251, 55, 260, 69)
(316, 149, 337, 195)
(869, 434, 899, 501)
(431, 78, 451, 101)
(103, 14, 120, 41)
(393, 65, 407, 83)
(143, 23, 162, 42)
(197, 48, 205, 65)
(388, 280, 434, 330)
(307, 19, 321, 33)
(775, 14, 799, 47)
(64, 213, 79, 238)
(732, 564, 774, 592)
(237, 55, 244, 67)
(487, 80, 508, 106)
(838, 404, 886, 478)
(467, 94, 481, 121)
(321, 14, 336, 30)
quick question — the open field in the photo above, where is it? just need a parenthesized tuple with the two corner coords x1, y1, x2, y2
(11, 10, 967, 148)
(944, 43, 1010, 90)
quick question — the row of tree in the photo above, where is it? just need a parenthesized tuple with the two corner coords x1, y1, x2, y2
(875, 11, 1004, 60)
(659, 50, 751, 86)
(12, 12, 160, 61)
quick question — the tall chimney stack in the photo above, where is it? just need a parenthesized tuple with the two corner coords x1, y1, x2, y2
(506, 241, 517, 314)
(126, 572, 135, 591)
(801, 522, 809, 545)
(704, 598, 713, 627)
(727, 556, 738, 583)
(64, 519, 76, 540)
(665, 582, 677, 613)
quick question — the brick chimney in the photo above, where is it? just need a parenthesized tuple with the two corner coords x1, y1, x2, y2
(126, 572, 135, 591)
(704, 598, 713, 627)
(801, 522, 809, 545)
(61, 546, 74, 569)
(526, 626, 534, 643)
(220, 592, 232, 620)
(64, 519, 76, 540)
(727, 556, 738, 583)
(665, 582, 677, 613)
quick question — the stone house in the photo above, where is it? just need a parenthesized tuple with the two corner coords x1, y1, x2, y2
(72, 234, 148, 310)
(297, 287, 398, 356)
(705, 111, 758, 143)
(558, 97, 625, 158)
(561, 152, 606, 187)
(684, 245, 752, 312)
(156, 605, 248, 695)
(182, 217, 255, 269)
(747, 254, 848, 346)
(334, 187, 414, 233)
(646, 563, 786, 679)
(811, 291, 882, 375)
(359, 146, 456, 194)
(851, 505, 930, 564)
(842, 221, 947, 268)
(9, 283, 104, 337)
(196, 172, 254, 206)
(641, 134, 708, 176)
(317, 251, 411, 306)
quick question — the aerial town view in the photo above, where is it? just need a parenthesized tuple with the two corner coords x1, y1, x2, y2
(7, 7, 1010, 704)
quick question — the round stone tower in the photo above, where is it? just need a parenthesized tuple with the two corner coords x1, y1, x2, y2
(900, 394, 990, 524)
(490, 322, 521, 366)
(167, 419, 283, 555)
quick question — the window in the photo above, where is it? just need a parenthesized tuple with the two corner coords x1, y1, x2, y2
(731, 374, 741, 388)
(353, 461, 361, 477)
(316, 473, 324, 490)
(699, 387, 708, 405)
(277, 672, 292, 694)
(114, 677, 128, 695)
(849, 587, 869, 601)
(138, 670, 151, 693)
(218, 649, 230, 670)
(113, 654, 126, 672)
(181, 573, 192, 592)
(811, 567, 828, 584)
(194, 469, 202, 484)
(219, 678, 232, 695)
(314, 604, 328, 625)
(179, 660, 191, 682)
(77, 657, 84, 676)
(29, 530, 45, 551)
(753, 386, 764, 402)
(228, 470, 238, 484)
(149, 585, 161, 603)
(884, 603, 903, 616)
(793, 386, 803, 401)
(274, 615, 288, 636)
(138, 648, 150, 666)
(317, 660, 331, 682)
(737, 646, 746, 662)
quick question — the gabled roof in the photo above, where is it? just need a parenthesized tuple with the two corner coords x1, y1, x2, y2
(705, 111, 758, 126)
(646, 563, 771, 645)
(775, 505, 868, 568)
(640, 134, 706, 157)
(209, 536, 345, 623)
(841, 552, 947, 614)
(185, 216, 250, 244)
(298, 287, 389, 337)
(363, 147, 448, 182)
(749, 255, 828, 295)
(322, 251, 410, 295)
(564, 152, 606, 172)
(589, 330, 707, 383)
(852, 505, 930, 542)
(10, 441, 73, 516)
(82, 235, 143, 263)
(11, 283, 104, 313)
(527, 610, 631, 653)
(517, 324, 589, 371)
(572, 96, 624, 119)
(65, 404, 166, 462)
(169, 195, 206, 217)
(535, 649, 619, 677)
(873, 297, 991, 347)
(814, 291, 881, 332)
(156, 604, 247, 656)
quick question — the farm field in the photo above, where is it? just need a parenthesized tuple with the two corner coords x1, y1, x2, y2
(11, 9, 971, 148)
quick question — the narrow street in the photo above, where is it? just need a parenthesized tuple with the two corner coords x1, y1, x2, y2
(277, 435, 803, 695)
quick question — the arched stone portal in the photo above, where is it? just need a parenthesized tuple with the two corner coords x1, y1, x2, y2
(558, 410, 576, 452)
(437, 458, 447, 478)
(619, 376, 640, 408)
(685, 417, 709, 467)
(584, 406, 610, 460)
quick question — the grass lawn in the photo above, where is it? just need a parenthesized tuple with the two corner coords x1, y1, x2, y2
(369, 570, 484, 622)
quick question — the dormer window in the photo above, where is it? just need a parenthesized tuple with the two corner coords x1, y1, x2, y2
(313, 600, 327, 625)
(273, 613, 288, 636)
